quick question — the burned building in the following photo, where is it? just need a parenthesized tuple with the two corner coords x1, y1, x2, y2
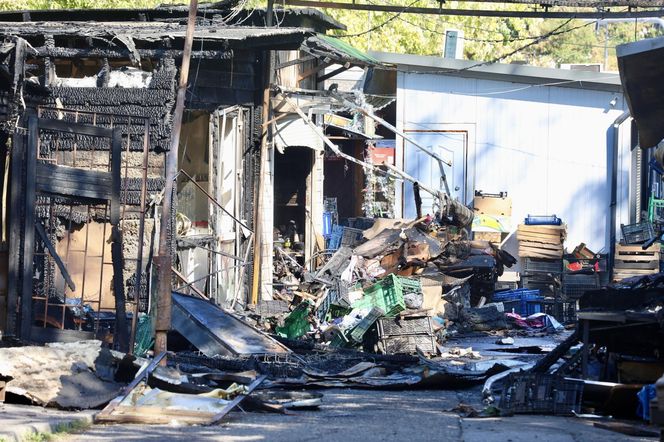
(0, 4, 376, 348)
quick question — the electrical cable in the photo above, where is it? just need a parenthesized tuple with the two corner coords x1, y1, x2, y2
(333, 0, 422, 37)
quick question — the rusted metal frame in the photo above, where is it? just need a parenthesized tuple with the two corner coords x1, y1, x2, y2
(110, 126, 128, 351)
(20, 116, 38, 339)
(129, 121, 150, 354)
(121, 117, 132, 223)
(95, 351, 167, 422)
(178, 169, 252, 233)
(34, 220, 75, 292)
(155, 0, 199, 356)
(206, 375, 267, 425)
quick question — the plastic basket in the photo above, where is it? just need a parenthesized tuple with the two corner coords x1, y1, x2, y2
(621, 221, 655, 245)
(328, 225, 364, 250)
(352, 274, 409, 317)
(520, 275, 558, 297)
(542, 299, 577, 323)
(524, 215, 562, 226)
(498, 373, 584, 415)
(523, 257, 563, 274)
(378, 316, 432, 336)
(494, 289, 543, 316)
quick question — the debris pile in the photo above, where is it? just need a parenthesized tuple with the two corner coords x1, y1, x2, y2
(258, 213, 548, 357)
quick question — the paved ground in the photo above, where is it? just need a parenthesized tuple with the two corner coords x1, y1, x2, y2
(0, 403, 95, 441)
(60, 388, 657, 442)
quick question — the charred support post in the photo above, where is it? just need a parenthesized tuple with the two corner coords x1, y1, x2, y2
(155, 0, 199, 357)
(111, 127, 128, 352)
(250, 51, 273, 305)
(20, 116, 38, 339)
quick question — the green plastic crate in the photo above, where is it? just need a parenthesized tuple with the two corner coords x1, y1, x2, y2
(351, 274, 414, 317)
(275, 301, 312, 339)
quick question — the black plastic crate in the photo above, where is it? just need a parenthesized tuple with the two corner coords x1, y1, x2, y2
(542, 299, 577, 323)
(520, 275, 558, 297)
(498, 373, 583, 415)
(378, 316, 432, 336)
(562, 273, 600, 300)
(621, 221, 655, 244)
(379, 334, 437, 355)
(523, 257, 563, 274)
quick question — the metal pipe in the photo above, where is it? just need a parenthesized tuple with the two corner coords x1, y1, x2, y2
(609, 110, 631, 282)
(330, 91, 452, 195)
(154, 0, 198, 357)
(178, 169, 252, 233)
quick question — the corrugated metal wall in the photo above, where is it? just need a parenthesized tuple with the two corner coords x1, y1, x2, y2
(396, 72, 632, 256)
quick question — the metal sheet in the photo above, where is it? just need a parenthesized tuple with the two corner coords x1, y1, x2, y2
(171, 292, 290, 356)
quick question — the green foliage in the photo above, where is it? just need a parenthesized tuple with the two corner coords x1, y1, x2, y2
(0, 0, 183, 10)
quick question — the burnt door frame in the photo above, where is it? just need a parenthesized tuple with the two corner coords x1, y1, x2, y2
(13, 116, 125, 345)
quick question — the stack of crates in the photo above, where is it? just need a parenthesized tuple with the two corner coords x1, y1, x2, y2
(520, 257, 562, 298)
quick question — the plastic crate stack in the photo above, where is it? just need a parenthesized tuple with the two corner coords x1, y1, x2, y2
(613, 221, 661, 281)
(520, 257, 562, 298)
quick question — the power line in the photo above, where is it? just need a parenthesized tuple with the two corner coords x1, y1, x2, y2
(334, 0, 421, 37)
(283, 0, 664, 19)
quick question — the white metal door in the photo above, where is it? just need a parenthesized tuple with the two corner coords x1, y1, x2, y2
(209, 107, 244, 305)
(403, 126, 473, 218)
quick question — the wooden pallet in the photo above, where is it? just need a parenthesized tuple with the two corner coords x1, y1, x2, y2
(613, 243, 660, 280)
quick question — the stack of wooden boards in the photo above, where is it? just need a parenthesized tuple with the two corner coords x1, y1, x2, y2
(613, 243, 660, 281)
(517, 224, 567, 258)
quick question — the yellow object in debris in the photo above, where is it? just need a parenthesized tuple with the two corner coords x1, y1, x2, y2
(199, 383, 248, 400)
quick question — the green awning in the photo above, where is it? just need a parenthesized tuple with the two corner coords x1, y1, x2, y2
(303, 33, 381, 66)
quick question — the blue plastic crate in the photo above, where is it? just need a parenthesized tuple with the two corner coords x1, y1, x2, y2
(525, 215, 562, 226)
(494, 288, 543, 316)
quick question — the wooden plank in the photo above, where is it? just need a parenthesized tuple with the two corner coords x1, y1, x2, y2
(518, 242, 564, 251)
(613, 268, 658, 275)
(519, 248, 563, 259)
(34, 220, 76, 291)
(37, 117, 114, 138)
(36, 162, 113, 200)
(613, 260, 659, 270)
(516, 234, 562, 244)
(615, 243, 660, 252)
(517, 224, 566, 234)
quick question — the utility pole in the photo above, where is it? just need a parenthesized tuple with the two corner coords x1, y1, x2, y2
(154, 0, 198, 357)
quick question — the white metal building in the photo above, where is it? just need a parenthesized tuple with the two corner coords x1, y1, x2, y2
(370, 52, 638, 257)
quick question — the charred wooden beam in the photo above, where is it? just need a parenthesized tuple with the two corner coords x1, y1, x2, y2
(33, 46, 234, 60)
